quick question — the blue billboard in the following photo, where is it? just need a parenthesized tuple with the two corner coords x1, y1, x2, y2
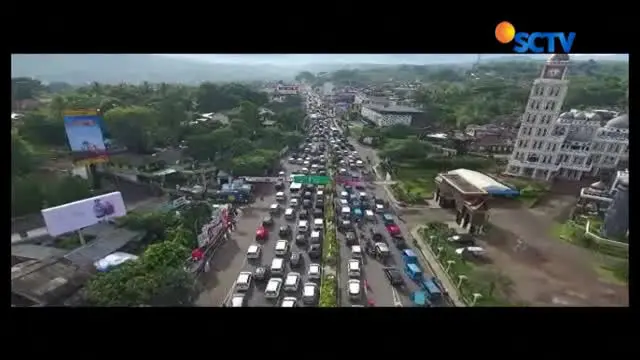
(63, 110, 108, 165)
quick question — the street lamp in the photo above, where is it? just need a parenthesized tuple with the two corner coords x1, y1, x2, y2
(445, 260, 455, 273)
(456, 275, 468, 288)
(470, 293, 483, 307)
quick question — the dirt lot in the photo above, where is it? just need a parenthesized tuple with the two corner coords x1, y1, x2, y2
(485, 195, 628, 306)
(395, 193, 628, 306)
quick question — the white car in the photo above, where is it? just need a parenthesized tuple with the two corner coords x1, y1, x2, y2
(284, 272, 301, 292)
(281, 297, 298, 307)
(307, 263, 322, 280)
(339, 199, 349, 206)
(269, 203, 280, 213)
(340, 191, 349, 198)
(375, 204, 385, 213)
(246, 244, 261, 260)
(265, 278, 283, 299)
(359, 192, 367, 199)
(275, 240, 289, 257)
(278, 171, 286, 177)
(316, 190, 324, 198)
(229, 293, 246, 307)
(235, 271, 253, 292)
(351, 245, 362, 259)
(455, 246, 487, 256)
(348, 279, 361, 300)
(275, 191, 286, 202)
(347, 259, 361, 278)
(290, 198, 299, 208)
(288, 157, 296, 164)
(375, 242, 390, 255)
(301, 167, 310, 174)
(302, 282, 318, 305)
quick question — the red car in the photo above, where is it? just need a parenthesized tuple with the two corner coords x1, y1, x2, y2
(386, 224, 401, 237)
(256, 226, 269, 241)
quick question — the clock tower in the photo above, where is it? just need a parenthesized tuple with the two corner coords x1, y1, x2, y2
(506, 54, 571, 180)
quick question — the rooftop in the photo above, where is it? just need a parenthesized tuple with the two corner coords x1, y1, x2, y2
(365, 104, 423, 114)
(439, 173, 486, 195)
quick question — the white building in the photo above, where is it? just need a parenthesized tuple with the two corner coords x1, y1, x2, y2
(505, 54, 629, 181)
(360, 104, 423, 127)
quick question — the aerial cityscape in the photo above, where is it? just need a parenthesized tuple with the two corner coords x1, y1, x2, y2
(11, 53, 628, 307)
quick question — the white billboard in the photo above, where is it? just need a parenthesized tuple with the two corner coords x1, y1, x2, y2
(41, 192, 127, 237)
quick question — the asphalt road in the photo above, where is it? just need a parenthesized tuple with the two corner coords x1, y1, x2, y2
(331, 117, 444, 307)
(221, 155, 324, 307)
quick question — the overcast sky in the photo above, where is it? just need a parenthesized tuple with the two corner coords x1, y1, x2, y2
(158, 54, 628, 65)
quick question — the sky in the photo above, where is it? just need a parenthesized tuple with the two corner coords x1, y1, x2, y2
(159, 54, 628, 65)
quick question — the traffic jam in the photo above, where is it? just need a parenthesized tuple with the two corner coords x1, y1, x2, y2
(225, 89, 449, 307)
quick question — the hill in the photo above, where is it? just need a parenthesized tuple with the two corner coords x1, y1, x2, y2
(10, 54, 298, 84)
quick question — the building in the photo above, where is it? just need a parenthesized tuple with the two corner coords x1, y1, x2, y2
(579, 169, 628, 207)
(360, 104, 424, 127)
(505, 54, 629, 181)
(602, 172, 629, 239)
(275, 84, 299, 95)
(433, 169, 500, 234)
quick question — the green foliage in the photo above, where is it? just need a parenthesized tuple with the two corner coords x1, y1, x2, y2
(86, 209, 203, 306)
(319, 275, 338, 307)
(11, 173, 92, 217)
(419, 224, 515, 306)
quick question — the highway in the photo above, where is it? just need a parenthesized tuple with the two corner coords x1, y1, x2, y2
(225, 153, 324, 307)
(330, 113, 446, 307)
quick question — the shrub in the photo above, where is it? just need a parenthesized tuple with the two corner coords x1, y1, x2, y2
(319, 274, 338, 307)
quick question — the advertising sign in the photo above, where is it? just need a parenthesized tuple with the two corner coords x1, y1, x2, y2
(197, 205, 230, 247)
(41, 192, 127, 237)
(63, 109, 108, 165)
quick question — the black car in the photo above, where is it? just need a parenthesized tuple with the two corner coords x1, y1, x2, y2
(345, 232, 358, 246)
(279, 225, 292, 237)
(299, 211, 309, 220)
(262, 216, 274, 227)
(338, 220, 352, 233)
(372, 232, 385, 243)
(383, 267, 404, 286)
(313, 208, 323, 218)
(275, 182, 285, 191)
(295, 233, 308, 246)
(290, 252, 302, 268)
(308, 244, 322, 259)
(303, 191, 313, 199)
(393, 236, 407, 249)
(316, 198, 325, 207)
(302, 199, 312, 209)
(254, 266, 268, 282)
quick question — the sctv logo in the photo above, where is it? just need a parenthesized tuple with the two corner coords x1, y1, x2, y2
(495, 21, 575, 54)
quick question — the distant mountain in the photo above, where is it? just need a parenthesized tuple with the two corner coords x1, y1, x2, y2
(11, 54, 628, 85)
(10, 54, 298, 84)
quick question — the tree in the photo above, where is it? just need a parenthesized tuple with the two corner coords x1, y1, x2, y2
(11, 131, 38, 177)
(230, 149, 278, 176)
(11, 174, 44, 217)
(18, 111, 67, 147)
(12, 77, 44, 102)
(103, 106, 160, 153)
(85, 237, 195, 306)
(42, 175, 92, 206)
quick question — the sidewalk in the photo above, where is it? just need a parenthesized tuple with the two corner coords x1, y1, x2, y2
(410, 226, 467, 307)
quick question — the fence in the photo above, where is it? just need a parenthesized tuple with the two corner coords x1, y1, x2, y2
(585, 221, 629, 250)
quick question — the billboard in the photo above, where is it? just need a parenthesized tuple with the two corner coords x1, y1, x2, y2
(63, 109, 108, 165)
(41, 192, 127, 237)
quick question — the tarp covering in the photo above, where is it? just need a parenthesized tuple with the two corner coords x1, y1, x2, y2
(447, 169, 519, 197)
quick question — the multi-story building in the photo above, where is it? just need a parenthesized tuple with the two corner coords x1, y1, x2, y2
(360, 104, 424, 127)
(275, 84, 299, 95)
(505, 54, 629, 181)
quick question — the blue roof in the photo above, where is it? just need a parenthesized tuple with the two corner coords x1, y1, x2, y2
(484, 185, 520, 197)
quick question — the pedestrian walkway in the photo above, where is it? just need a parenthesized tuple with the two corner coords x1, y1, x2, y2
(410, 226, 467, 307)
